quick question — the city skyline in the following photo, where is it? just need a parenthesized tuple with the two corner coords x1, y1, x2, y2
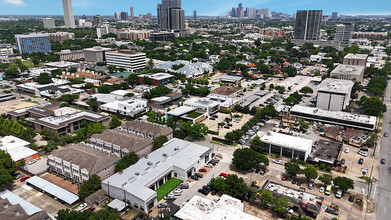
(1, 0, 391, 16)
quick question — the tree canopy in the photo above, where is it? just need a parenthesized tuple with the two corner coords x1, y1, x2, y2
(299, 86, 314, 95)
(318, 174, 333, 186)
(87, 98, 100, 112)
(0, 150, 17, 189)
(357, 96, 386, 117)
(273, 196, 291, 218)
(109, 115, 121, 129)
(333, 176, 354, 192)
(210, 174, 255, 201)
(56, 208, 121, 220)
(284, 162, 301, 177)
(153, 135, 168, 151)
(34, 72, 53, 84)
(78, 174, 101, 199)
(232, 148, 269, 170)
(250, 136, 265, 153)
(302, 165, 318, 181)
(57, 94, 79, 104)
(115, 152, 139, 172)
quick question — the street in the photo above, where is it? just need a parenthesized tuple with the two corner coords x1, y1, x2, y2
(375, 79, 391, 220)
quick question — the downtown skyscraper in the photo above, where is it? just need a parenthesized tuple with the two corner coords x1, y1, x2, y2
(157, 0, 186, 37)
(294, 10, 322, 40)
(62, 0, 75, 28)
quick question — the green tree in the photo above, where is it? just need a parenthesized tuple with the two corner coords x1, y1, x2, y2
(5, 66, 19, 79)
(232, 148, 269, 170)
(57, 94, 79, 104)
(299, 86, 314, 96)
(109, 115, 121, 129)
(56, 208, 121, 220)
(87, 98, 100, 112)
(333, 176, 354, 192)
(115, 152, 139, 172)
(34, 72, 53, 84)
(318, 174, 333, 186)
(78, 174, 101, 199)
(357, 96, 387, 117)
(153, 135, 168, 151)
(259, 189, 274, 208)
(210, 174, 255, 201)
(68, 67, 77, 73)
(143, 76, 152, 85)
(284, 162, 301, 177)
(298, 117, 309, 130)
(282, 66, 297, 77)
(250, 136, 265, 153)
(273, 196, 291, 217)
(302, 165, 318, 181)
(127, 74, 138, 85)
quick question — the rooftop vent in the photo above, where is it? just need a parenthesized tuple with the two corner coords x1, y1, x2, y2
(163, 153, 167, 157)
(135, 172, 140, 176)
(3, 202, 8, 208)
(174, 147, 179, 151)
(147, 161, 153, 166)
(14, 209, 20, 216)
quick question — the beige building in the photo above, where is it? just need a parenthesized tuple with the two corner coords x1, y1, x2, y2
(121, 120, 174, 140)
(330, 64, 365, 82)
(343, 53, 368, 67)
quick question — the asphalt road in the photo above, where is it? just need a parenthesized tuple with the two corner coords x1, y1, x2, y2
(375, 79, 391, 220)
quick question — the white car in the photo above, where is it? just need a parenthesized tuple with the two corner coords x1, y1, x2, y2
(319, 187, 325, 193)
(358, 150, 368, 157)
(345, 148, 349, 153)
(287, 208, 294, 214)
(205, 164, 213, 168)
(74, 203, 88, 212)
(28, 159, 37, 165)
(273, 159, 283, 165)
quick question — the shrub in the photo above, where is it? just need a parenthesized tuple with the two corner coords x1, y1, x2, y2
(319, 164, 326, 170)
(326, 166, 332, 172)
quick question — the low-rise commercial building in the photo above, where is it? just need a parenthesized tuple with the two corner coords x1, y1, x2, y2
(0, 93, 16, 102)
(175, 194, 262, 220)
(101, 138, 212, 213)
(7, 102, 60, 121)
(49, 143, 120, 183)
(83, 46, 112, 63)
(330, 64, 365, 82)
(90, 129, 154, 158)
(0, 43, 14, 61)
(150, 32, 175, 41)
(290, 105, 377, 131)
(209, 86, 243, 100)
(308, 139, 343, 166)
(343, 54, 368, 67)
(149, 92, 182, 108)
(0, 136, 39, 164)
(260, 131, 313, 161)
(316, 78, 354, 111)
(219, 75, 245, 85)
(100, 99, 148, 117)
(121, 120, 173, 140)
(167, 106, 207, 124)
(184, 98, 220, 116)
(137, 73, 173, 86)
(57, 49, 85, 61)
(106, 50, 146, 71)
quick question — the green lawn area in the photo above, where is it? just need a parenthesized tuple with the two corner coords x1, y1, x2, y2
(186, 112, 203, 119)
(21, 60, 34, 68)
(156, 178, 183, 201)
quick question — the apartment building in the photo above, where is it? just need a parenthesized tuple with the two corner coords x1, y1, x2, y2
(105, 50, 146, 71)
(0, 43, 14, 61)
(49, 32, 75, 42)
(49, 143, 120, 183)
(57, 49, 85, 61)
(117, 29, 152, 41)
(121, 120, 173, 140)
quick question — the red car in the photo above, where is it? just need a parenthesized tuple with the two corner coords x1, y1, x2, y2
(220, 173, 229, 178)
(199, 168, 207, 172)
(20, 176, 30, 182)
(281, 175, 288, 181)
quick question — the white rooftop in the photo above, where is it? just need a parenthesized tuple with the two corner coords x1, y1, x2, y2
(110, 90, 132, 96)
(38, 111, 104, 126)
(344, 53, 368, 60)
(167, 106, 197, 116)
(102, 139, 211, 201)
(317, 78, 354, 94)
(0, 136, 37, 162)
(175, 195, 262, 220)
(331, 64, 365, 77)
(0, 189, 43, 216)
(260, 131, 313, 152)
(140, 73, 173, 81)
(184, 97, 220, 108)
(290, 105, 377, 125)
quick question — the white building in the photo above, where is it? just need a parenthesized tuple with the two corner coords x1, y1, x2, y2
(289, 105, 377, 131)
(175, 195, 262, 220)
(105, 50, 146, 71)
(260, 131, 313, 161)
(101, 139, 212, 213)
(0, 44, 13, 61)
(0, 136, 39, 163)
(316, 78, 354, 111)
(156, 60, 213, 78)
(100, 99, 148, 117)
(184, 98, 220, 116)
(330, 64, 365, 82)
(97, 24, 116, 38)
(83, 46, 112, 63)
(43, 18, 56, 29)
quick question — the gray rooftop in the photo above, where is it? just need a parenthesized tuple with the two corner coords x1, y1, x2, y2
(220, 75, 244, 83)
(331, 64, 365, 77)
(317, 78, 354, 94)
(122, 120, 173, 137)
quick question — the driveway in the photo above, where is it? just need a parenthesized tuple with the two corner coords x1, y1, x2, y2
(173, 162, 229, 206)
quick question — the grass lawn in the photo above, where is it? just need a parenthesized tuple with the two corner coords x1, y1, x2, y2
(186, 112, 203, 119)
(21, 60, 35, 68)
(156, 178, 183, 201)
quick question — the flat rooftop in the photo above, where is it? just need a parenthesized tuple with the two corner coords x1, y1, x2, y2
(174, 195, 262, 220)
(33, 111, 110, 129)
(140, 73, 173, 81)
(102, 139, 211, 202)
(290, 105, 377, 126)
(317, 78, 354, 94)
(308, 139, 342, 164)
(0, 136, 37, 162)
(121, 120, 173, 137)
(260, 131, 313, 152)
(331, 64, 365, 76)
(167, 106, 197, 116)
(107, 50, 145, 56)
(220, 75, 244, 82)
(83, 46, 111, 52)
(344, 53, 368, 60)
(211, 86, 243, 97)
(184, 97, 220, 108)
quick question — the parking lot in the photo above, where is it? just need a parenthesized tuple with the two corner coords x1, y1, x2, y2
(202, 112, 253, 138)
(26, 156, 48, 175)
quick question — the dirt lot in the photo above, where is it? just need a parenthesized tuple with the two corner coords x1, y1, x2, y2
(41, 173, 79, 195)
(0, 99, 38, 115)
(203, 112, 253, 138)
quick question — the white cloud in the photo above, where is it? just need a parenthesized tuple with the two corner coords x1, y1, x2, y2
(3, 0, 24, 6)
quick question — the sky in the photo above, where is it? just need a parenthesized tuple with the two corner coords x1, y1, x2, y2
(1, 0, 391, 16)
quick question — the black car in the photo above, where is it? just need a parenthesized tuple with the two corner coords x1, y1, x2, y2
(195, 173, 203, 178)
(358, 158, 364, 165)
(348, 196, 355, 202)
(340, 159, 346, 164)
(203, 185, 212, 191)
(360, 148, 369, 152)
(292, 179, 297, 184)
(326, 207, 339, 215)
(296, 180, 302, 186)
(247, 168, 254, 173)
(198, 188, 210, 195)
(259, 170, 266, 175)
(178, 183, 189, 189)
(255, 168, 260, 173)
(191, 175, 199, 180)
(210, 118, 216, 120)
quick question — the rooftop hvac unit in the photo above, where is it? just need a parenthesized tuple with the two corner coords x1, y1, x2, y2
(147, 161, 153, 166)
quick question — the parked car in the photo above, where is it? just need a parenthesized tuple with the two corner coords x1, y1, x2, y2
(326, 207, 339, 215)
(164, 195, 175, 200)
(273, 159, 283, 165)
(381, 158, 386, 164)
(20, 176, 30, 182)
(308, 183, 314, 190)
(299, 187, 306, 192)
(199, 168, 207, 172)
(74, 203, 88, 212)
(178, 183, 189, 189)
(296, 180, 302, 186)
(205, 164, 213, 168)
(360, 148, 369, 152)
(348, 196, 355, 202)
(384, 132, 388, 137)
(211, 190, 217, 195)
(15, 173, 24, 179)
(259, 170, 266, 175)
(28, 159, 37, 165)
(344, 148, 349, 153)
(158, 203, 168, 208)
(281, 175, 288, 181)
(319, 187, 325, 193)
(195, 173, 203, 178)
(190, 175, 198, 180)
(340, 159, 346, 165)
(220, 173, 229, 178)
(291, 179, 297, 184)
(336, 189, 343, 198)
(358, 150, 368, 157)
(287, 208, 294, 214)
(255, 168, 260, 173)
(198, 188, 209, 195)
(172, 191, 182, 196)
(358, 158, 364, 165)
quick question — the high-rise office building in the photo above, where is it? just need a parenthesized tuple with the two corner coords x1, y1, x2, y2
(62, 0, 75, 28)
(114, 12, 120, 21)
(335, 22, 353, 47)
(120, 12, 129, 21)
(157, 0, 186, 37)
(294, 10, 323, 40)
(93, 15, 103, 26)
(193, 10, 197, 19)
(231, 7, 236, 17)
(15, 33, 52, 54)
(43, 18, 56, 29)
(332, 12, 338, 19)
(130, 6, 134, 20)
